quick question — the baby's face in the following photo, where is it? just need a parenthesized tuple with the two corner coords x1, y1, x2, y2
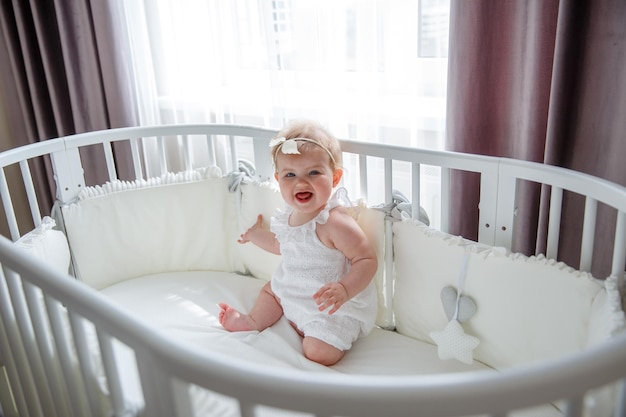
(274, 146, 340, 221)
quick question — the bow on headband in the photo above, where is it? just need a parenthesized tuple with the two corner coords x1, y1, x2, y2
(269, 137, 301, 154)
(269, 136, 336, 164)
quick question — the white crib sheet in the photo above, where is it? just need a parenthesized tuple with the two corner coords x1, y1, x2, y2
(100, 271, 561, 417)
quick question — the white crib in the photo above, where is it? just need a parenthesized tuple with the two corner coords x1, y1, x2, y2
(0, 124, 625, 417)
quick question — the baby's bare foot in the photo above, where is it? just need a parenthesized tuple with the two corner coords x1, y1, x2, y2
(218, 303, 258, 331)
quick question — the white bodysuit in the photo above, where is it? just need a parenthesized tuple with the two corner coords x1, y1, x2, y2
(270, 190, 377, 351)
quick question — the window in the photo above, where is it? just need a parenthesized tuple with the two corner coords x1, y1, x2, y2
(418, 0, 450, 58)
(122, 0, 450, 227)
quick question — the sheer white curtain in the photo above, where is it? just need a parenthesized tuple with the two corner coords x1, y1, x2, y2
(121, 0, 449, 225)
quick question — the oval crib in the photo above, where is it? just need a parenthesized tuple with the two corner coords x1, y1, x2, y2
(0, 124, 625, 417)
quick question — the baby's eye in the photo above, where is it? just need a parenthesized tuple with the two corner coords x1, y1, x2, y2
(285, 172, 296, 178)
(308, 170, 320, 176)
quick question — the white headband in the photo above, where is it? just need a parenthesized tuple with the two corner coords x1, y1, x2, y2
(269, 137, 336, 164)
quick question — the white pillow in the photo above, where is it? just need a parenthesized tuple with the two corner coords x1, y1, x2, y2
(393, 219, 609, 369)
(62, 174, 240, 290)
(14, 216, 71, 274)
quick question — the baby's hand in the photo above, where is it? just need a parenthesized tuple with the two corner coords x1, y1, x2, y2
(313, 282, 349, 315)
(238, 214, 263, 244)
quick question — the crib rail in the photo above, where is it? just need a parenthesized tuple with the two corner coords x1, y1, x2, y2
(1, 235, 625, 417)
(1, 124, 625, 278)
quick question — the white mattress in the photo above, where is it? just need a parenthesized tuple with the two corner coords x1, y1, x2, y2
(100, 271, 560, 417)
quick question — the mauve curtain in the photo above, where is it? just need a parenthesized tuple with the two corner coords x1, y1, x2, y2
(0, 0, 137, 216)
(446, 0, 626, 278)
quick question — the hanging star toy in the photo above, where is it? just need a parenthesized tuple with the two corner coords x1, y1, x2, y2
(430, 316, 479, 365)
(429, 251, 479, 365)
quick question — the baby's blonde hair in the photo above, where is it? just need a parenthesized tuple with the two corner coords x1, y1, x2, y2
(271, 120, 342, 172)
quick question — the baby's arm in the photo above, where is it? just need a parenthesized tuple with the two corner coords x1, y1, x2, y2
(313, 208, 377, 315)
(238, 214, 281, 255)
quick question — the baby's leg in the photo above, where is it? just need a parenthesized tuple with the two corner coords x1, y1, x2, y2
(302, 336, 345, 366)
(219, 282, 283, 332)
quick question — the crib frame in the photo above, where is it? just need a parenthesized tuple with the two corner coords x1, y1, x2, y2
(0, 124, 625, 417)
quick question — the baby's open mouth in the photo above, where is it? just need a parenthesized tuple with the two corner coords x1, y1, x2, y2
(295, 192, 313, 202)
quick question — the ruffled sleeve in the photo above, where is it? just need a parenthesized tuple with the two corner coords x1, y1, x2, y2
(314, 187, 352, 226)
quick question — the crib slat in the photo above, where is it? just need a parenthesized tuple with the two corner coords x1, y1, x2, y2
(612, 211, 626, 280)
(19, 160, 42, 228)
(546, 186, 563, 260)
(136, 353, 178, 417)
(171, 379, 195, 417)
(384, 158, 393, 205)
(22, 282, 70, 417)
(98, 330, 128, 416)
(359, 154, 368, 200)
(229, 135, 238, 172)
(0, 168, 20, 241)
(183, 134, 193, 171)
(411, 162, 421, 221)
(45, 295, 91, 417)
(562, 396, 583, 417)
(68, 314, 104, 416)
(158, 136, 168, 176)
(103, 141, 118, 182)
(206, 134, 217, 166)
(579, 197, 598, 272)
(239, 401, 257, 417)
(2, 268, 50, 417)
(0, 353, 20, 417)
(383, 217, 395, 327)
(0, 350, 22, 417)
(130, 137, 145, 180)
(0, 284, 31, 417)
(440, 167, 450, 233)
